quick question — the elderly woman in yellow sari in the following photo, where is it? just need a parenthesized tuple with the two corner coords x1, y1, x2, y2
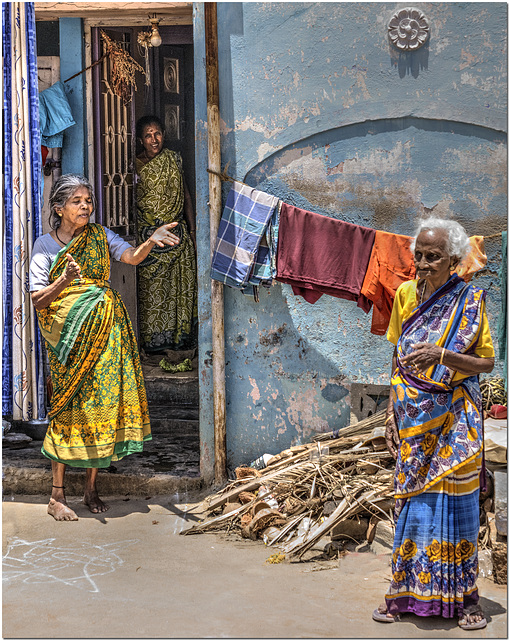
(135, 115, 198, 353)
(373, 218, 495, 630)
(30, 174, 180, 521)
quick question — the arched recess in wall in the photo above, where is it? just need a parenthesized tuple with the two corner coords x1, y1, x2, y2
(239, 116, 507, 381)
(244, 117, 507, 237)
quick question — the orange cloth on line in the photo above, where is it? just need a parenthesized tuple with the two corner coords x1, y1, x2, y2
(360, 233, 487, 336)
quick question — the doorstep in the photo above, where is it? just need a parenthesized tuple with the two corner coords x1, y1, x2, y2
(2, 433, 203, 497)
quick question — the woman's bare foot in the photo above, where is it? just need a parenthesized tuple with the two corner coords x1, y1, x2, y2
(84, 489, 109, 513)
(47, 498, 78, 521)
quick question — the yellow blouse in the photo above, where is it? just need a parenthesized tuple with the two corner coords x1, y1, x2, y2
(387, 280, 495, 381)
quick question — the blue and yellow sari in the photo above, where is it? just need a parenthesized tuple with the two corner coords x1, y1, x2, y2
(37, 223, 151, 468)
(385, 274, 491, 618)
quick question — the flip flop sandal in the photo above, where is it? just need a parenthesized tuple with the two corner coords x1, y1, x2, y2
(372, 608, 399, 623)
(458, 605, 487, 630)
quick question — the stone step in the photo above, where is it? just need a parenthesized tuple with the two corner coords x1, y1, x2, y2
(148, 405, 199, 423)
(145, 376, 199, 407)
(149, 417, 199, 436)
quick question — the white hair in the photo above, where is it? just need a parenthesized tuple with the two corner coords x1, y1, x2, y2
(410, 217, 471, 262)
(48, 174, 96, 229)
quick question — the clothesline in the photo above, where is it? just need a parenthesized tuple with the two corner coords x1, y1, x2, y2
(64, 55, 106, 83)
(207, 168, 252, 189)
(210, 168, 505, 243)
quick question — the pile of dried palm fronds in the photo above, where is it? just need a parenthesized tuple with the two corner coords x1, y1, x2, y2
(182, 411, 397, 558)
(182, 409, 495, 558)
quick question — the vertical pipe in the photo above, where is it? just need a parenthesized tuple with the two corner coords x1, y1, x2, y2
(205, 2, 227, 484)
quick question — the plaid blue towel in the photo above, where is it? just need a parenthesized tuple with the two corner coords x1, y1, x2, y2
(211, 181, 279, 293)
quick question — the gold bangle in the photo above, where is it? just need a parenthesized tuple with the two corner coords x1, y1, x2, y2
(440, 348, 445, 365)
(385, 415, 394, 424)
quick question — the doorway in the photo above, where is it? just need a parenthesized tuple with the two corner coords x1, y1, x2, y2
(90, 25, 200, 477)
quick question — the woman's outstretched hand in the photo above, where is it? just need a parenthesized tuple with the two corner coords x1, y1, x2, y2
(150, 223, 180, 248)
(385, 413, 399, 460)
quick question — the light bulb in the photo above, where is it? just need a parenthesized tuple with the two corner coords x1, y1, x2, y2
(150, 26, 162, 47)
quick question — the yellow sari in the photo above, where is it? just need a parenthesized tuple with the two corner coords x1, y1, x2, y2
(37, 223, 151, 467)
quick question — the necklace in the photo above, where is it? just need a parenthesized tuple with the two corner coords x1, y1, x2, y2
(55, 228, 68, 246)
(419, 280, 427, 304)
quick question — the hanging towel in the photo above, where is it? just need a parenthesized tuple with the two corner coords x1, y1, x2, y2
(275, 203, 376, 310)
(210, 181, 279, 293)
(361, 232, 489, 335)
(38, 81, 76, 148)
(360, 230, 415, 336)
(456, 235, 488, 282)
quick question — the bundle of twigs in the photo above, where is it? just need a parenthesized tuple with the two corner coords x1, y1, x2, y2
(480, 375, 507, 410)
(312, 411, 385, 442)
(181, 410, 396, 556)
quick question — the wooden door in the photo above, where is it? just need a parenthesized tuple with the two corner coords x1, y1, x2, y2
(91, 27, 138, 335)
(156, 46, 185, 154)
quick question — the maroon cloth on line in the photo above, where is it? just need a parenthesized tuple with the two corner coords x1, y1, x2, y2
(275, 203, 376, 311)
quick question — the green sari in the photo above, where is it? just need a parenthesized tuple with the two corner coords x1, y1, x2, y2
(136, 148, 198, 352)
(37, 223, 151, 468)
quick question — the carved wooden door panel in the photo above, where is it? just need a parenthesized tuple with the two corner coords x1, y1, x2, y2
(156, 46, 185, 155)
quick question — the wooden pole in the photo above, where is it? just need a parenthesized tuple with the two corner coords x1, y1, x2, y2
(205, 2, 227, 485)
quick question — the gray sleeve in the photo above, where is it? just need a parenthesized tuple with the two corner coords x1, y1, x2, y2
(29, 236, 54, 291)
(104, 227, 133, 262)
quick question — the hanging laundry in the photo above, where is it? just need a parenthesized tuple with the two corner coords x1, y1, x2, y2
(210, 181, 279, 295)
(360, 230, 415, 336)
(38, 81, 76, 148)
(275, 203, 376, 310)
(361, 232, 489, 335)
(455, 235, 488, 282)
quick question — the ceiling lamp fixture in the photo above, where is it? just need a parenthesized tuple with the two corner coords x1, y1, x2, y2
(149, 15, 162, 48)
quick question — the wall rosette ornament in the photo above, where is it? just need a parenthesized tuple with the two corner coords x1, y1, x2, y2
(388, 7, 430, 51)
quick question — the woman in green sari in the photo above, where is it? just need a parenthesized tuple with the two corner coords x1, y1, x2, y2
(30, 174, 180, 520)
(136, 115, 198, 353)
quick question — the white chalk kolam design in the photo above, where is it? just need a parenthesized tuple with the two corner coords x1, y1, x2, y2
(388, 7, 430, 51)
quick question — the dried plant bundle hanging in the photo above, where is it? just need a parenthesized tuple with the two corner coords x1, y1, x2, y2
(100, 30, 145, 105)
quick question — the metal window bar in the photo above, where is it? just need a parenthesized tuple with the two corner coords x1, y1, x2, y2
(95, 30, 136, 238)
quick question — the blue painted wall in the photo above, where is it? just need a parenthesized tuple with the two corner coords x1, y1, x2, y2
(207, 2, 507, 469)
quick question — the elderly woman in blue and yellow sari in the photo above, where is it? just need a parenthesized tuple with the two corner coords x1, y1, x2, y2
(373, 218, 495, 631)
(30, 174, 180, 521)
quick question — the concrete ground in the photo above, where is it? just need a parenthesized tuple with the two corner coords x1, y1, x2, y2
(3, 494, 507, 639)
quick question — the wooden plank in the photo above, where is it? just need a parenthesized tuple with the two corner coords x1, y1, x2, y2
(204, 2, 227, 486)
(35, 3, 192, 23)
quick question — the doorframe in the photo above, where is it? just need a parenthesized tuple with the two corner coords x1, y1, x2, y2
(82, 9, 216, 483)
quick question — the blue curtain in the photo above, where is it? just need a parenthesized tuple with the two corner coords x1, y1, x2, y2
(2, 2, 45, 420)
(2, 2, 13, 416)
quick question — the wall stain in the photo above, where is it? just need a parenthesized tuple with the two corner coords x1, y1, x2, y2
(259, 324, 288, 346)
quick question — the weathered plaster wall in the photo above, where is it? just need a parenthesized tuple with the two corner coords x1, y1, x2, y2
(212, 2, 507, 469)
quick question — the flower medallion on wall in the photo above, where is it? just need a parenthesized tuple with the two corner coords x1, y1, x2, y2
(388, 7, 430, 51)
